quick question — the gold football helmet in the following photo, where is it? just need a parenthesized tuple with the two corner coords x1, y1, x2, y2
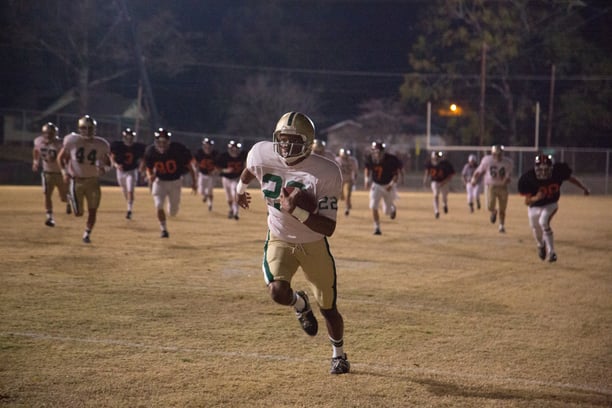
(273, 112, 315, 163)
(491, 144, 504, 158)
(78, 115, 96, 139)
(41, 122, 58, 140)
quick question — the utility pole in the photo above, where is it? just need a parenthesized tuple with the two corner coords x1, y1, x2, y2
(546, 64, 556, 147)
(479, 42, 487, 146)
(117, 0, 159, 133)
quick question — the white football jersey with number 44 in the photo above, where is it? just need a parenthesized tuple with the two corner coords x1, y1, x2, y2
(246, 141, 342, 243)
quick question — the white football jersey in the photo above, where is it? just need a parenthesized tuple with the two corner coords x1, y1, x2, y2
(247, 141, 342, 243)
(34, 135, 63, 173)
(63, 132, 110, 178)
(475, 154, 513, 186)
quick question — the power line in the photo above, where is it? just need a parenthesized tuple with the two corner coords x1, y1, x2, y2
(188, 61, 612, 81)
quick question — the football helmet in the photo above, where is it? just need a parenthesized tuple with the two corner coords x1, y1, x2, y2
(78, 115, 96, 139)
(227, 140, 242, 158)
(534, 154, 554, 180)
(338, 148, 351, 157)
(202, 137, 214, 146)
(122, 128, 136, 145)
(313, 139, 326, 154)
(468, 154, 477, 163)
(431, 151, 444, 164)
(273, 111, 315, 164)
(491, 144, 504, 159)
(370, 141, 386, 164)
(154, 128, 172, 153)
(41, 122, 58, 140)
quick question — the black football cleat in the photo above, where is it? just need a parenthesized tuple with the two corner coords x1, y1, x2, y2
(295, 290, 318, 336)
(490, 210, 497, 224)
(443, 205, 448, 214)
(548, 252, 557, 263)
(161, 230, 169, 238)
(373, 228, 382, 235)
(45, 218, 55, 227)
(538, 246, 546, 260)
(82, 235, 91, 244)
(330, 354, 350, 375)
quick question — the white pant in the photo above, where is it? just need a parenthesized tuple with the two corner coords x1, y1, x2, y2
(527, 202, 558, 252)
(369, 183, 397, 215)
(465, 182, 481, 204)
(198, 173, 214, 196)
(152, 178, 182, 215)
(116, 168, 138, 194)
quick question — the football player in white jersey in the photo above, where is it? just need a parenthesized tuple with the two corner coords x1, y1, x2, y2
(471, 145, 514, 233)
(335, 148, 359, 216)
(32, 122, 70, 226)
(236, 112, 350, 375)
(57, 115, 111, 243)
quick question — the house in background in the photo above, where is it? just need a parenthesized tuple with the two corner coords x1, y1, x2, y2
(321, 110, 446, 173)
(1, 89, 147, 146)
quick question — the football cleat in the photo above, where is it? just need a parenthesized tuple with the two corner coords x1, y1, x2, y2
(537, 246, 546, 260)
(330, 353, 350, 375)
(548, 252, 557, 263)
(435, 212, 439, 219)
(469, 203, 474, 213)
(45, 218, 55, 227)
(126, 211, 132, 220)
(390, 206, 396, 220)
(295, 291, 318, 336)
(82, 235, 91, 244)
(66, 204, 72, 214)
(498, 225, 506, 233)
(477, 199, 481, 210)
(490, 210, 497, 224)
(443, 205, 448, 214)
(373, 228, 382, 235)
(161, 230, 169, 238)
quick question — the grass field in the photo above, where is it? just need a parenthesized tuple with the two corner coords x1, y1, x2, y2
(1, 185, 611, 407)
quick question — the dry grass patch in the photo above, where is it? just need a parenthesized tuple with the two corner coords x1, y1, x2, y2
(1, 186, 611, 407)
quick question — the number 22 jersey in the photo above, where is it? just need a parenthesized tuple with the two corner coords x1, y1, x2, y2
(246, 141, 342, 244)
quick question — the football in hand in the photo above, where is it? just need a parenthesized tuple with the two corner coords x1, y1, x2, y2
(282, 187, 318, 213)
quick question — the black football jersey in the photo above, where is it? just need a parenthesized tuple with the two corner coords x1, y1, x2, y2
(364, 153, 402, 185)
(517, 162, 572, 206)
(144, 142, 193, 181)
(110, 141, 146, 171)
(194, 148, 218, 175)
(215, 151, 246, 180)
(425, 159, 455, 182)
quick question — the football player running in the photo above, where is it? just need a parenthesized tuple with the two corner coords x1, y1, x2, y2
(335, 148, 359, 216)
(110, 128, 146, 219)
(461, 154, 482, 213)
(236, 111, 350, 375)
(57, 115, 111, 243)
(215, 140, 246, 220)
(193, 137, 218, 211)
(423, 151, 455, 219)
(471, 144, 513, 233)
(33, 122, 70, 226)
(144, 128, 196, 238)
(518, 154, 590, 262)
(364, 141, 402, 235)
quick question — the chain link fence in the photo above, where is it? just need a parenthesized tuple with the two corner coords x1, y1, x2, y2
(1, 109, 610, 194)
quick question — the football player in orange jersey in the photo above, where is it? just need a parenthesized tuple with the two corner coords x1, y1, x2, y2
(143, 128, 196, 238)
(423, 151, 455, 218)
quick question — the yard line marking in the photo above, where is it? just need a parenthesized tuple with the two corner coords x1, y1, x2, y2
(3, 331, 611, 397)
